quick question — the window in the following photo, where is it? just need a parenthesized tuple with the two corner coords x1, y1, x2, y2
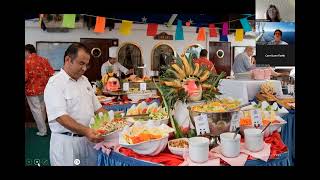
(151, 43, 175, 75)
(117, 43, 143, 77)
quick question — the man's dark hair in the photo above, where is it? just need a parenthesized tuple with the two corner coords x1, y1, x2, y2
(200, 49, 208, 57)
(25, 44, 36, 54)
(274, 29, 282, 36)
(64, 43, 90, 63)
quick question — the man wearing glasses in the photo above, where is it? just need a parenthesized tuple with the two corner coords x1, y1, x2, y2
(44, 43, 107, 166)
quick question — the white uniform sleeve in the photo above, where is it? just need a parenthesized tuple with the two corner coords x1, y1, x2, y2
(92, 93, 102, 112)
(101, 63, 107, 77)
(118, 63, 129, 75)
(44, 80, 68, 122)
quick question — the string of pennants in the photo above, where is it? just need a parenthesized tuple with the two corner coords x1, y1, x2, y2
(39, 14, 254, 42)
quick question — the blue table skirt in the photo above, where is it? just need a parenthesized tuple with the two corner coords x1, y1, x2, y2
(281, 112, 295, 165)
(249, 98, 295, 165)
(97, 150, 290, 166)
(103, 99, 160, 112)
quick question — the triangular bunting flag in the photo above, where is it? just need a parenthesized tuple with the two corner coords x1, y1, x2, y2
(209, 24, 217, 37)
(220, 29, 228, 42)
(235, 29, 244, 41)
(222, 22, 228, 36)
(94, 16, 106, 33)
(62, 14, 76, 28)
(240, 18, 252, 32)
(147, 23, 158, 36)
(119, 20, 133, 36)
(175, 20, 184, 40)
(197, 27, 206, 41)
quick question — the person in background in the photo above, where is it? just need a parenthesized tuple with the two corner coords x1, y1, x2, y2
(251, 55, 289, 77)
(232, 46, 255, 73)
(266, 4, 281, 22)
(101, 47, 134, 77)
(44, 43, 107, 166)
(193, 49, 217, 74)
(25, 44, 54, 136)
(267, 29, 288, 45)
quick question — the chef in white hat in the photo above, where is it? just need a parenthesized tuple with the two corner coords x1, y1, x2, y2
(101, 47, 134, 77)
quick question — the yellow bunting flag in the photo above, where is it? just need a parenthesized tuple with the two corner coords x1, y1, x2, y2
(94, 16, 106, 33)
(62, 14, 76, 28)
(235, 29, 244, 41)
(119, 20, 133, 35)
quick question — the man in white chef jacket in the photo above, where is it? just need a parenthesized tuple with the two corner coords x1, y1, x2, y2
(44, 43, 107, 166)
(101, 46, 134, 77)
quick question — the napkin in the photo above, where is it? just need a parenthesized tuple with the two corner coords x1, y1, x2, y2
(240, 142, 271, 162)
(210, 146, 249, 166)
(179, 151, 220, 166)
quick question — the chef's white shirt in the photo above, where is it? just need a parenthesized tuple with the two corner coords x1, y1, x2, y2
(101, 61, 129, 77)
(44, 69, 102, 133)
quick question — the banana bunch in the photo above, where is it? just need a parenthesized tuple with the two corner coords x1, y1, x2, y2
(163, 54, 212, 88)
(101, 74, 110, 85)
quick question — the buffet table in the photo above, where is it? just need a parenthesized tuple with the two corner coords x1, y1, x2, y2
(102, 98, 160, 112)
(96, 132, 290, 166)
(218, 79, 283, 103)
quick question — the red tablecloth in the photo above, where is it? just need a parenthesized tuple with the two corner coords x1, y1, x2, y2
(119, 132, 288, 166)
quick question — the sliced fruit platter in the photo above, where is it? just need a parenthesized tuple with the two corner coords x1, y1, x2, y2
(190, 98, 241, 113)
(125, 101, 169, 125)
(119, 122, 175, 156)
(239, 110, 287, 137)
(241, 101, 289, 117)
(89, 111, 128, 142)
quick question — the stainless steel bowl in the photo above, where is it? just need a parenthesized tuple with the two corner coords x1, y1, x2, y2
(189, 110, 234, 137)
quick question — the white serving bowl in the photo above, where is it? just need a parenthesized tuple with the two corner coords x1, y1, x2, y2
(119, 123, 174, 156)
(167, 138, 189, 156)
(119, 135, 169, 156)
(240, 116, 287, 137)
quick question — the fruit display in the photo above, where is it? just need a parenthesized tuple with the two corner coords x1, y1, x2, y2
(239, 110, 280, 126)
(126, 101, 160, 116)
(101, 73, 121, 92)
(90, 111, 128, 136)
(159, 53, 226, 108)
(256, 81, 278, 102)
(190, 98, 241, 113)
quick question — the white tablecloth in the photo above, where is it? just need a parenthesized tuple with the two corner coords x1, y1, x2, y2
(218, 79, 283, 104)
